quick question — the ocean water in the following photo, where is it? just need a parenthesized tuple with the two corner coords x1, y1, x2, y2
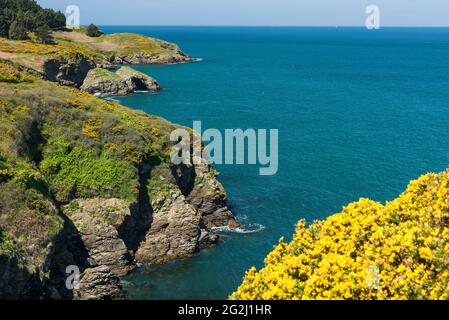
(101, 26, 449, 300)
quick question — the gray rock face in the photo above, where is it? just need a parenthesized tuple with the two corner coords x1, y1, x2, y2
(43, 56, 96, 88)
(81, 67, 161, 95)
(109, 53, 196, 65)
(134, 162, 239, 264)
(135, 189, 201, 264)
(73, 266, 124, 300)
(187, 169, 240, 229)
(66, 199, 135, 276)
(198, 229, 219, 249)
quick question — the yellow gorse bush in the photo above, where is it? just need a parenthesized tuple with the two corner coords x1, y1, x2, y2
(0, 61, 36, 83)
(230, 171, 449, 300)
(0, 38, 95, 60)
(81, 119, 102, 140)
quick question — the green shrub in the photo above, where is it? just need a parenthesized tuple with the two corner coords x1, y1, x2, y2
(0, 0, 66, 40)
(40, 142, 139, 203)
(0, 229, 24, 262)
(35, 25, 54, 44)
(86, 23, 103, 38)
(8, 20, 28, 40)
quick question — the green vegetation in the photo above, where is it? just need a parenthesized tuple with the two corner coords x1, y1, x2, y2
(8, 20, 28, 40)
(86, 23, 103, 38)
(146, 164, 178, 210)
(0, 28, 190, 79)
(116, 66, 150, 79)
(51, 31, 188, 63)
(34, 24, 54, 44)
(40, 143, 139, 203)
(0, 228, 24, 263)
(0, 36, 96, 74)
(0, 59, 36, 82)
(0, 181, 63, 269)
(91, 68, 118, 81)
(0, 27, 195, 297)
(100, 32, 184, 56)
(0, 0, 65, 39)
(84, 67, 121, 81)
(0, 60, 179, 203)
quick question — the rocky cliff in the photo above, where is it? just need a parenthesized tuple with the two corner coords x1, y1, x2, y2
(0, 59, 239, 300)
(0, 30, 194, 93)
(81, 67, 161, 95)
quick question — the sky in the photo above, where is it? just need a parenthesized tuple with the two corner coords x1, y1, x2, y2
(37, 0, 449, 27)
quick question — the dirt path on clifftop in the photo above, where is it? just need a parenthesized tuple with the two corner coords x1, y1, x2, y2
(54, 31, 120, 52)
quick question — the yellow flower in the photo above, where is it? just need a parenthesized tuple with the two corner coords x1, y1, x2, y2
(419, 247, 433, 260)
(230, 170, 449, 300)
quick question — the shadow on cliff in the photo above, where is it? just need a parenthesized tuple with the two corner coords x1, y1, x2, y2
(171, 163, 196, 197)
(45, 215, 91, 300)
(0, 228, 45, 299)
(118, 162, 197, 255)
(118, 164, 154, 253)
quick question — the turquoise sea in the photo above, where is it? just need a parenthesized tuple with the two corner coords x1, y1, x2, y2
(101, 27, 449, 299)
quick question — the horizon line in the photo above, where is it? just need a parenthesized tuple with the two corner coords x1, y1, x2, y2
(95, 25, 449, 28)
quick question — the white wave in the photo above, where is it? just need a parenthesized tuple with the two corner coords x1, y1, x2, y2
(212, 223, 265, 234)
(105, 97, 121, 102)
(176, 58, 203, 64)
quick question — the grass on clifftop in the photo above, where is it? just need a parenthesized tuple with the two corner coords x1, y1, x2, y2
(82, 66, 157, 89)
(54, 31, 184, 57)
(0, 36, 97, 72)
(231, 171, 449, 300)
(83, 67, 122, 82)
(0, 29, 188, 73)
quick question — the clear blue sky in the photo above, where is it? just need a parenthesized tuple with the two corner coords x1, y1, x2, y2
(38, 0, 449, 26)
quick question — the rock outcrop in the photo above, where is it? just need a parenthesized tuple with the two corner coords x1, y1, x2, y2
(134, 161, 239, 264)
(43, 55, 96, 88)
(74, 266, 125, 300)
(81, 67, 161, 95)
(109, 52, 196, 65)
(135, 190, 201, 263)
(186, 164, 240, 229)
(65, 199, 135, 276)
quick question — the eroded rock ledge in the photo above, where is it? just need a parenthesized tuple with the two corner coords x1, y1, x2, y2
(81, 67, 162, 95)
(108, 52, 196, 65)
